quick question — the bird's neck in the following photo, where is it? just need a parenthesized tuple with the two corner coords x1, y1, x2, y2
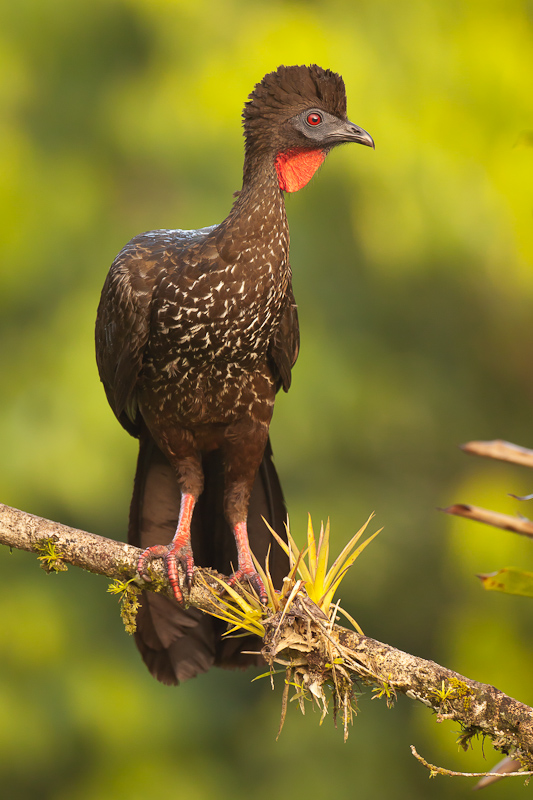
(243, 143, 326, 192)
(225, 151, 288, 239)
(220, 142, 324, 260)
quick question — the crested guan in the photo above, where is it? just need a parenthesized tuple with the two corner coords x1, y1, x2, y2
(95, 64, 374, 685)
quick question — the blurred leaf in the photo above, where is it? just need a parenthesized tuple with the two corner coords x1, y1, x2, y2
(478, 567, 533, 598)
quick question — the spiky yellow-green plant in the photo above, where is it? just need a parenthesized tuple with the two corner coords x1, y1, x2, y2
(266, 513, 380, 631)
(200, 573, 267, 637)
(199, 515, 380, 740)
(202, 514, 380, 636)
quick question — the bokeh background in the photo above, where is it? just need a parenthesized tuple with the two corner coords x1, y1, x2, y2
(1, 0, 533, 797)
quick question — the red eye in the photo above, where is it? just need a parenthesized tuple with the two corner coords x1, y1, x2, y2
(306, 112, 322, 126)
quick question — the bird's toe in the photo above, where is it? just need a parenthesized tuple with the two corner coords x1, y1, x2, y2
(226, 568, 268, 605)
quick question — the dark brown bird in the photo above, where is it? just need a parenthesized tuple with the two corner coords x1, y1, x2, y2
(95, 64, 373, 685)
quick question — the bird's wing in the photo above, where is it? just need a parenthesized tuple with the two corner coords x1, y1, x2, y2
(268, 281, 300, 392)
(95, 227, 216, 435)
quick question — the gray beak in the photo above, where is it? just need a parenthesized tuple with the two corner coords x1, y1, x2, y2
(340, 120, 375, 149)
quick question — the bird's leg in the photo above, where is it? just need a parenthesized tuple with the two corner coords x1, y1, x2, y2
(137, 491, 197, 604)
(136, 430, 203, 604)
(226, 519, 268, 604)
(223, 413, 272, 604)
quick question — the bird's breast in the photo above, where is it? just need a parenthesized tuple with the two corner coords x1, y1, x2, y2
(151, 253, 289, 367)
(139, 359, 276, 427)
(138, 243, 290, 424)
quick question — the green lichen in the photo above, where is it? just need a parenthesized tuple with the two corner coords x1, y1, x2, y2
(139, 564, 167, 593)
(34, 537, 68, 573)
(107, 578, 141, 634)
(448, 676, 475, 714)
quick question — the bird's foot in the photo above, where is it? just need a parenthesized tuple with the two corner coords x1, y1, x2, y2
(137, 543, 194, 605)
(225, 568, 268, 605)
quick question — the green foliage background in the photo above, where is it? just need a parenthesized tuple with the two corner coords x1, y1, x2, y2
(1, 1, 533, 797)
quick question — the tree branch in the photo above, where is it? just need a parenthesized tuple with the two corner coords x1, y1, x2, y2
(0, 502, 227, 616)
(2, 501, 533, 770)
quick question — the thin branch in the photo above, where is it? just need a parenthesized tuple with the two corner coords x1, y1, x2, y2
(461, 439, 533, 469)
(1, 500, 533, 767)
(440, 504, 533, 539)
(410, 747, 531, 781)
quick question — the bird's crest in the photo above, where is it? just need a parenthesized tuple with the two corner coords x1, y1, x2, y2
(243, 65, 347, 131)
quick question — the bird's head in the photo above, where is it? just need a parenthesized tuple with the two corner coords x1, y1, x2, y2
(243, 64, 374, 192)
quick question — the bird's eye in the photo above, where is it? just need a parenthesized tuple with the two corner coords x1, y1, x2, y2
(306, 112, 323, 126)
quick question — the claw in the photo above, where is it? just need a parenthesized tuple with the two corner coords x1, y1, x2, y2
(226, 568, 268, 605)
(137, 543, 194, 605)
(137, 544, 168, 582)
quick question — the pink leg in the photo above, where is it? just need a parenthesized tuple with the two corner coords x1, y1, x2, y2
(137, 492, 196, 604)
(226, 520, 268, 604)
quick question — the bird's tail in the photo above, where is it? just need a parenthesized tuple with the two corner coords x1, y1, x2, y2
(128, 430, 289, 684)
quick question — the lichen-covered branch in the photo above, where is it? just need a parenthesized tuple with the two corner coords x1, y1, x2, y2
(260, 607, 533, 767)
(0, 502, 227, 617)
(1, 501, 533, 769)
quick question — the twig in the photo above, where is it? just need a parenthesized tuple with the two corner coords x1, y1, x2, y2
(440, 504, 533, 539)
(461, 440, 533, 469)
(410, 746, 532, 780)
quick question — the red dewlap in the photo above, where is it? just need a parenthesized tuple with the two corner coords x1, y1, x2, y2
(275, 148, 325, 193)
